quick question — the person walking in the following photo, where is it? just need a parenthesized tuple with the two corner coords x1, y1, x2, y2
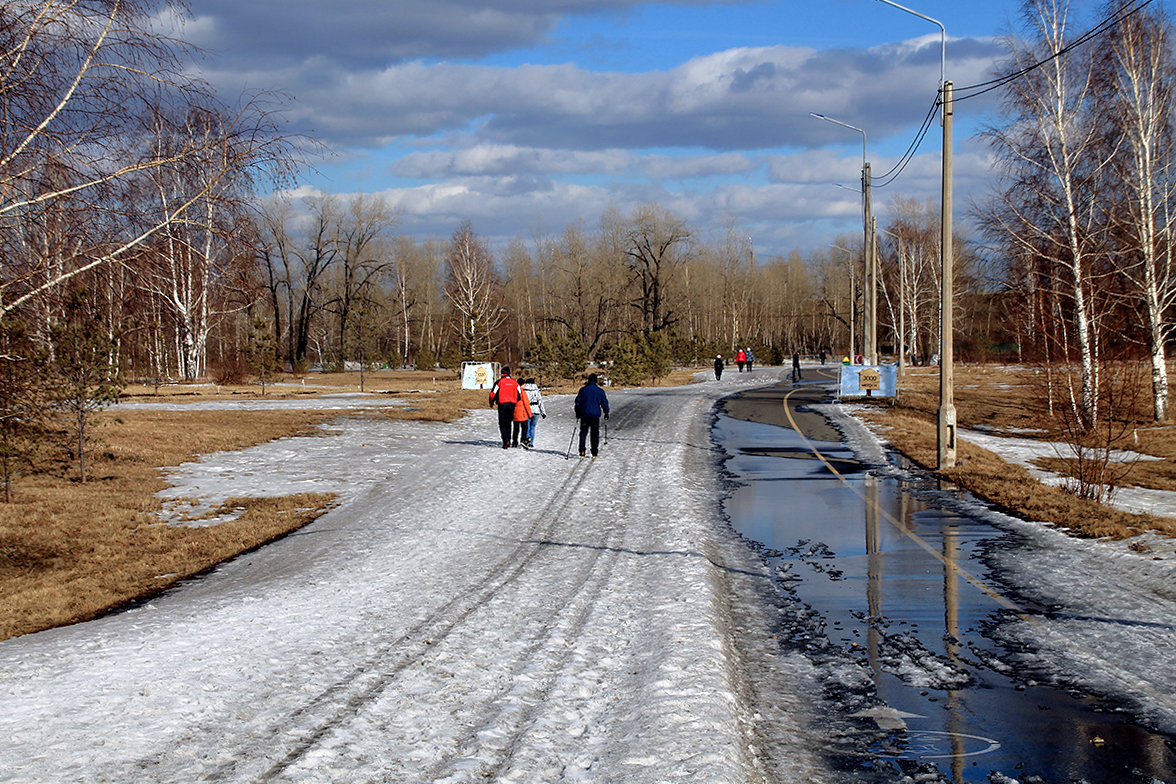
(792, 351, 802, 382)
(489, 366, 523, 449)
(736, 348, 746, 372)
(511, 384, 532, 448)
(574, 373, 610, 458)
(521, 377, 546, 449)
(713, 355, 724, 380)
(745, 348, 754, 373)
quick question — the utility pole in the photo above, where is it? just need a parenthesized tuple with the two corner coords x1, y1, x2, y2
(938, 81, 956, 469)
(863, 162, 875, 365)
(875, 0, 954, 468)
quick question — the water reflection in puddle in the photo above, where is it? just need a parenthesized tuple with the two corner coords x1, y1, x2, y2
(716, 413, 1176, 783)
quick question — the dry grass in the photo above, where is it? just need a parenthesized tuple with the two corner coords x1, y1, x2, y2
(858, 364, 1176, 540)
(0, 407, 344, 641)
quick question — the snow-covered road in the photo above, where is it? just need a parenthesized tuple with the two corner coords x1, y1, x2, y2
(0, 374, 844, 783)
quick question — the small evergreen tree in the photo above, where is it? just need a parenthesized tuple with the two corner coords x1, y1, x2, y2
(247, 318, 278, 395)
(0, 315, 45, 502)
(48, 289, 124, 483)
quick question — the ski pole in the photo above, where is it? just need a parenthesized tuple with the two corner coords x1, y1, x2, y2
(565, 419, 578, 460)
(604, 417, 609, 445)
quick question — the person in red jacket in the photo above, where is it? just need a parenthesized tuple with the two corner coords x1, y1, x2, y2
(489, 366, 522, 449)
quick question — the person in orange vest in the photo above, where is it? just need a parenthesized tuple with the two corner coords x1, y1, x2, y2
(511, 382, 532, 448)
(489, 366, 523, 449)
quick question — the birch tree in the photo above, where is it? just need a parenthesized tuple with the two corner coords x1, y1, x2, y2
(1098, 0, 1176, 421)
(985, 0, 1113, 425)
(445, 221, 503, 361)
(0, 0, 258, 321)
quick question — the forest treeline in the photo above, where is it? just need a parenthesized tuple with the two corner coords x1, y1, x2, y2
(1, 0, 1174, 497)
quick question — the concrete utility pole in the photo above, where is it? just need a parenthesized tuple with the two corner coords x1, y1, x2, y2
(811, 111, 872, 363)
(863, 163, 875, 365)
(875, 0, 954, 468)
(938, 80, 956, 469)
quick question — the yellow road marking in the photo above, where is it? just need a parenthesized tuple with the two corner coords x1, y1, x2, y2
(781, 387, 1024, 614)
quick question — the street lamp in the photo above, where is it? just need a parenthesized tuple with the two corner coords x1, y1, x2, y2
(875, 0, 955, 469)
(811, 112, 875, 365)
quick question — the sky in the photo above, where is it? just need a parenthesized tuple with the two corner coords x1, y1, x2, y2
(174, 0, 1119, 258)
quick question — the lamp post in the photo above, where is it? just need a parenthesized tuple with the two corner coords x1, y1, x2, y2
(811, 112, 874, 365)
(875, 0, 955, 469)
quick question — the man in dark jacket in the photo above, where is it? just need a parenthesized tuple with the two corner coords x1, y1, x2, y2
(573, 373, 610, 458)
(489, 366, 522, 449)
(713, 355, 724, 380)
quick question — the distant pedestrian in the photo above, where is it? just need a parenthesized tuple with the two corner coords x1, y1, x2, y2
(574, 373, 610, 458)
(489, 366, 522, 449)
(714, 355, 725, 380)
(792, 352, 802, 382)
(819, 350, 826, 365)
(745, 348, 754, 372)
(736, 348, 747, 372)
(521, 378, 546, 448)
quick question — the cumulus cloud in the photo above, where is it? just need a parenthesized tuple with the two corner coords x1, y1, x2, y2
(194, 33, 1002, 153)
(183, 0, 739, 69)
(178, 0, 1009, 254)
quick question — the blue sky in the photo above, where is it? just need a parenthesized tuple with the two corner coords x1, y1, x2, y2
(180, 0, 1116, 257)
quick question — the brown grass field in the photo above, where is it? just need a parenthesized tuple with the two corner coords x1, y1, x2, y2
(2, 363, 1172, 642)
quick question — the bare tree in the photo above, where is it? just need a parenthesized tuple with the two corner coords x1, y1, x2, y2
(984, 0, 1114, 426)
(608, 205, 693, 335)
(0, 0, 271, 321)
(445, 221, 504, 361)
(1097, 0, 1176, 421)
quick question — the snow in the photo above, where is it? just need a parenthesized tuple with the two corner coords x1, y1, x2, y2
(114, 391, 407, 412)
(3, 367, 1175, 782)
(0, 371, 838, 783)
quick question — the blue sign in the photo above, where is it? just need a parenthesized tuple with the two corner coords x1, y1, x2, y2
(839, 364, 898, 398)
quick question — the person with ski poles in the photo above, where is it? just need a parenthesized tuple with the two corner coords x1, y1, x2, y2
(521, 377, 545, 449)
(489, 366, 522, 449)
(573, 373, 610, 458)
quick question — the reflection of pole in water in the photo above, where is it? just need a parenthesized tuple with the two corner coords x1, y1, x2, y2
(942, 521, 965, 782)
(865, 477, 882, 678)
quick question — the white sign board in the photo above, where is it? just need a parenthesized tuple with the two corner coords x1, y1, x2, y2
(461, 362, 498, 390)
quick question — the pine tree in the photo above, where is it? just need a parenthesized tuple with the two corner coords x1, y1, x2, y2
(0, 316, 45, 502)
(48, 290, 124, 483)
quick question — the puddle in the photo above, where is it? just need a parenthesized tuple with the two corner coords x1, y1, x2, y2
(715, 412, 1176, 783)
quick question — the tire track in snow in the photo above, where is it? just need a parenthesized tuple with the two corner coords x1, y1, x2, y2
(242, 456, 602, 780)
(415, 468, 633, 783)
(179, 452, 598, 782)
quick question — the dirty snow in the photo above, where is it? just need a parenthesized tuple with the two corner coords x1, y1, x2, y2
(2, 365, 1174, 782)
(0, 371, 842, 784)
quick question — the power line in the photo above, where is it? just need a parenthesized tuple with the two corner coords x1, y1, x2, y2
(872, 95, 939, 188)
(954, 0, 1155, 103)
(870, 0, 1157, 189)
